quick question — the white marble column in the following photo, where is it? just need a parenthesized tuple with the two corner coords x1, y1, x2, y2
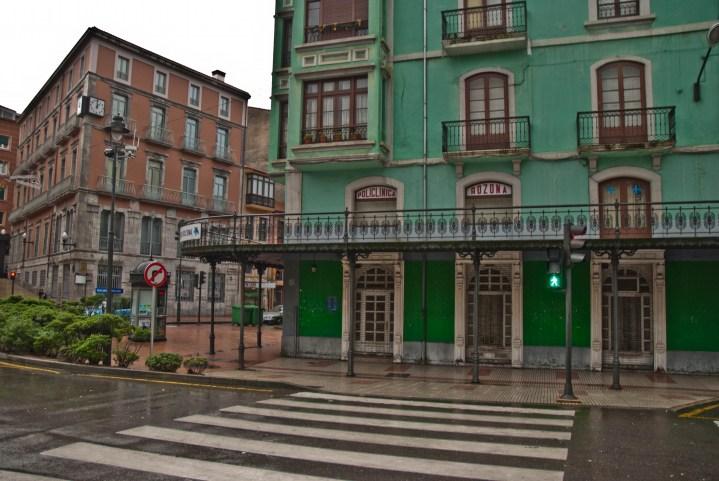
(590, 258, 604, 371)
(453, 262, 466, 363)
(511, 259, 524, 367)
(653, 260, 667, 371)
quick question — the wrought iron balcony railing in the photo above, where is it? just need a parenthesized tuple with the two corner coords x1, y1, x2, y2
(180, 201, 719, 253)
(144, 126, 173, 146)
(99, 235, 123, 252)
(443, 117, 531, 154)
(577, 106, 675, 150)
(301, 125, 368, 145)
(598, 0, 639, 19)
(210, 197, 236, 214)
(305, 20, 369, 43)
(96, 176, 137, 196)
(442, 1, 527, 41)
(213, 145, 235, 163)
(181, 136, 205, 155)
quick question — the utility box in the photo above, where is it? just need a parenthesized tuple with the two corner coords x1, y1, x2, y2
(128, 261, 169, 340)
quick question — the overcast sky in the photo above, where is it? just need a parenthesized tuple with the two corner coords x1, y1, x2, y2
(2, 1, 276, 112)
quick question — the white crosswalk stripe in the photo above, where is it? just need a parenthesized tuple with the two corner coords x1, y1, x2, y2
(119, 425, 564, 481)
(178, 414, 569, 460)
(42, 391, 575, 481)
(221, 403, 572, 440)
(260, 398, 574, 427)
(0, 471, 68, 481)
(292, 391, 576, 417)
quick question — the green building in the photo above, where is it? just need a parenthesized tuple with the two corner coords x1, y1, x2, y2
(266, 0, 719, 372)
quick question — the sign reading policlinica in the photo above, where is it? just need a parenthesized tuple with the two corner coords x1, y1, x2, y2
(180, 223, 202, 242)
(355, 186, 397, 201)
(466, 182, 512, 198)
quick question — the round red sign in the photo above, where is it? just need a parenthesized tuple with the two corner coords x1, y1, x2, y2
(143, 261, 168, 288)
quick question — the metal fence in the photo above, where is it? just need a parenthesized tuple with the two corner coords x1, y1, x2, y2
(442, 1, 527, 41)
(577, 106, 675, 149)
(443, 117, 531, 153)
(181, 201, 719, 251)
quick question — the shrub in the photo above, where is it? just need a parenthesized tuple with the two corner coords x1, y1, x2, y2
(80, 295, 105, 308)
(20, 305, 57, 326)
(65, 314, 131, 341)
(131, 327, 152, 342)
(33, 328, 65, 357)
(113, 341, 141, 368)
(0, 317, 39, 353)
(145, 353, 183, 373)
(57, 345, 78, 363)
(69, 334, 110, 365)
(183, 356, 209, 375)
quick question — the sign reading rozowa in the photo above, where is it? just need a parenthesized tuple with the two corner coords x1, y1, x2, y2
(466, 182, 512, 198)
(355, 186, 397, 201)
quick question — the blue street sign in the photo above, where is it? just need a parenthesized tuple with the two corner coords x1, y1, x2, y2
(95, 287, 124, 294)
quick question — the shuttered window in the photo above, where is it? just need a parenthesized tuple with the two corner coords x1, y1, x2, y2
(305, 0, 369, 42)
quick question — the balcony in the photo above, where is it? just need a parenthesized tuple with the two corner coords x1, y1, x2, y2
(142, 184, 208, 211)
(213, 145, 235, 164)
(443, 117, 530, 158)
(180, 191, 210, 210)
(96, 175, 137, 196)
(210, 197, 236, 214)
(144, 126, 173, 147)
(577, 106, 675, 152)
(301, 125, 368, 145)
(181, 136, 205, 156)
(180, 201, 719, 257)
(99, 235, 123, 253)
(48, 176, 75, 201)
(442, 2, 527, 55)
(246, 193, 275, 209)
(305, 20, 369, 44)
(56, 114, 81, 144)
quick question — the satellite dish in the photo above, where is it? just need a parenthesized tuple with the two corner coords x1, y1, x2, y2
(708, 22, 719, 47)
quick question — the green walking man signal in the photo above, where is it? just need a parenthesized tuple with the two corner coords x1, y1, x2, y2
(547, 248, 563, 289)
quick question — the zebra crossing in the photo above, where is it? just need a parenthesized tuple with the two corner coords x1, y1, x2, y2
(42, 391, 576, 481)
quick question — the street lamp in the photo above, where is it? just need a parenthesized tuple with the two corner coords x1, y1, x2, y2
(61, 231, 75, 248)
(102, 116, 129, 315)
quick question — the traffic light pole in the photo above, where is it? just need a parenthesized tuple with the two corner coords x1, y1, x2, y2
(209, 263, 216, 355)
(561, 256, 576, 400)
(196, 274, 202, 324)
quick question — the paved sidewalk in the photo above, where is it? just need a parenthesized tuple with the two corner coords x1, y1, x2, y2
(129, 323, 719, 410)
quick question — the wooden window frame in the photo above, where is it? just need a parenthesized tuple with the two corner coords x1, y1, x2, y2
(464, 72, 510, 150)
(302, 76, 367, 143)
(599, 177, 651, 238)
(597, 61, 647, 144)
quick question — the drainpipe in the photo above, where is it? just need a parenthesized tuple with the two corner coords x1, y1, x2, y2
(421, 0, 429, 364)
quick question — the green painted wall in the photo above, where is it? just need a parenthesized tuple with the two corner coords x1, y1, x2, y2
(404, 260, 455, 343)
(666, 261, 719, 352)
(298, 260, 343, 337)
(523, 261, 591, 347)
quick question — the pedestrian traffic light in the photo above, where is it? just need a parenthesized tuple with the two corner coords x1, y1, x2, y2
(199, 271, 206, 286)
(8, 271, 16, 280)
(563, 222, 588, 265)
(546, 248, 563, 289)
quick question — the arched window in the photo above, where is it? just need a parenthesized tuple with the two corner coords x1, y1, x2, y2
(599, 177, 650, 238)
(465, 72, 509, 149)
(597, 61, 646, 144)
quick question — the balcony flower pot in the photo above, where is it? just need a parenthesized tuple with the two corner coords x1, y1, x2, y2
(303, 133, 313, 144)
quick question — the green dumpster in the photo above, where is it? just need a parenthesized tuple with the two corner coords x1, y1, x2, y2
(232, 304, 259, 326)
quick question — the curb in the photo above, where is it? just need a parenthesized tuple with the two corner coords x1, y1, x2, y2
(0, 352, 301, 393)
(670, 397, 719, 415)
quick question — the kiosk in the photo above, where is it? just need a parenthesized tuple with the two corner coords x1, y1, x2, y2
(129, 260, 169, 341)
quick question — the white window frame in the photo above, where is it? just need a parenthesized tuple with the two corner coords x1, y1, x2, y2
(182, 166, 198, 194)
(153, 69, 169, 97)
(219, 95, 231, 119)
(114, 53, 132, 84)
(213, 172, 229, 200)
(0, 135, 10, 150)
(0, 162, 8, 175)
(586, 0, 653, 25)
(188, 83, 202, 109)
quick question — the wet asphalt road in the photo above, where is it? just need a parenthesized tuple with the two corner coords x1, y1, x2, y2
(0, 364, 717, 481)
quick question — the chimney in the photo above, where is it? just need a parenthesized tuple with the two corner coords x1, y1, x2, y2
(212, 70, 226, 82)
